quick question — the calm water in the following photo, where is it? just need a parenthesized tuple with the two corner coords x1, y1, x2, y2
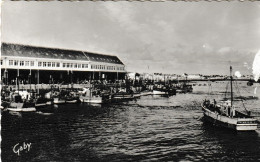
(2, 82, 260, 162)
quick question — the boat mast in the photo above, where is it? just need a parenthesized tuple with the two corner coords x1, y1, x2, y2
(230, 66, 233, 107)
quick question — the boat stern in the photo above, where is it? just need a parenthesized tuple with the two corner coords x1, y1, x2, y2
(236, 119, 258, 131)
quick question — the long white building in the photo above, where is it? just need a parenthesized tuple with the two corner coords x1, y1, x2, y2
(1, 43, 126, 84)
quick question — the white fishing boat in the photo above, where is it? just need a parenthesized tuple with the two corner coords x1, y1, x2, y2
(53, 97, 66, 104)
(7, 107, 36, 112)
(140, 90, 152, 96)
(7, 94, 36, 112)
(112, 92, 133, 100)
(152, 90, 168, 95)
(35, 102, 47, 107)
(80, 96, 103, 104)
(79, 88, 110, 104)
(133, 92, 141, 98)
(66, 99, 78, 104)
(202, 66, 258, 131)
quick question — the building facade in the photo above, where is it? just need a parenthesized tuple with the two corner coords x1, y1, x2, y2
(1, 43, 126, 84)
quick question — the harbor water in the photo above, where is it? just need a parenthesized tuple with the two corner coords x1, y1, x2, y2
(2, 81, 260, 161)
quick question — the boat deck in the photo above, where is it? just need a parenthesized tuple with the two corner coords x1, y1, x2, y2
(205, 104, 252, 119)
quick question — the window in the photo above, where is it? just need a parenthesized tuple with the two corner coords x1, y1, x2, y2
(25, 61, 29, 66)
(38, 62, 42, 67)
(0, 60, 3, 65)
(78, 64, 81, 68)
(48, 62, 51, 67)
(67, 63, 70, 68)
(14, 60, 19, 66)
(43, 62, 47, 67)
(20, 61, 24, 66)
(63, 63, 66, 68)
(9, 60, 13, 66)
(74, 63, 77, 68)
(57, 62, 60, 67)
(30, 61, 34, 66)
(52, 62, 55, 67)
(70, 63, 73, 68)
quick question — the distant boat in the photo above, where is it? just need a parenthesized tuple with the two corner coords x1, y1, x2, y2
(80, 95, 103, 104)
(247, 79, 254, 86)
(202, 66, 258, 131)
(140, 90, 152, 96)
(133, 92, 141, 98)
(53, 97, 66, 104)
(112, 92, 133, 100)
(152, 84, 168, 95)
(152, 90, 168, 95)
(175, 84, 193, 93)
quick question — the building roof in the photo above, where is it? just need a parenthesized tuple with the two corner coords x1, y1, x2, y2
(1, 43, 124, 65)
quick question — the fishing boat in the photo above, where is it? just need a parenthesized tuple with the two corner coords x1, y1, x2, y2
(80, 95, 103, 104)
(152, 89, 168, 95)
(79, 88, 110, 104)
(51, 90, 67, 104)
(152, 84, 168, 95)
(140, 90, 153, 96)
(201, 66, 258, 131)
(112, 91, 134, 101)
(34, 96, 54, 112)
(66, 97, 79, 104)
(133, 92, 141, 98)
(247, 79, 254, 86)
(175, 84, 193, 93)
(7, 93, 36, 112)
(53, 97, 66, 104)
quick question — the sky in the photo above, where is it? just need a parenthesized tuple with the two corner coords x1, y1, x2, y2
(1, 1, 260, 75)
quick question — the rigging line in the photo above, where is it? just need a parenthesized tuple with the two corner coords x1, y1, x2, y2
(235, 80, 249, 113)
(225, 81, 229, 99)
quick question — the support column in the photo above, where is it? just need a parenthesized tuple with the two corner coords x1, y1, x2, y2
(37, 70, 39, 94)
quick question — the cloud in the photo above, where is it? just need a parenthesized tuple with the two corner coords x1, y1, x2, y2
(2, 2, 260, 74)
(218, 47, 232, 54)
